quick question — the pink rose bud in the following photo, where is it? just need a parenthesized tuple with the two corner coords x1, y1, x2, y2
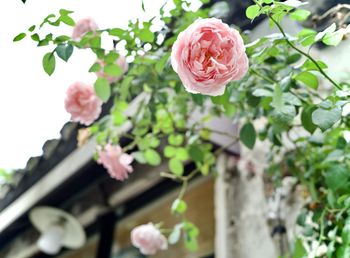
(96, 55, 129, 83)
(97, 144, 133, 181)
(64, 82, 102, 126)
(72, 17, 98, 41)
(131, 223, 168, 255)
(171, 18, 249, 96)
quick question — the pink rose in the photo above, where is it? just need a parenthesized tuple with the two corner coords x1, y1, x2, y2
(72, 17, 98, 41)
(171, 18, 249, 96)
(64, 82, 102, 126)
(131, 223, 168, 255)
(97, 144, 133, 181)
(96, 55, 128, 83)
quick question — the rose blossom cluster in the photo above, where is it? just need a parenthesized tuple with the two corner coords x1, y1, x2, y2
(131, 223, 168, 255)
(97, 144, 134, 181)
(171, 18, 248, 96)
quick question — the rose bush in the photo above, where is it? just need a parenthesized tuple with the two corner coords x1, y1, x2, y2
(15, 0, 350, 256)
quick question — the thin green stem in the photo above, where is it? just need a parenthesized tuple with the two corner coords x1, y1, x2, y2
(250, 68, 276, 84)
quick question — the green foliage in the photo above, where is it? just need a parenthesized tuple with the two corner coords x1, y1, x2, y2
(239, 122, 256, 149)
(94, 77, 110, 102)
(292, 238, 307, 258)
(13, 33, 26, 42)
(42, 52, 56, 76)
(55, 44, 73, 62)
(144, 149, 161, 166)
(171, 199, 187, 214)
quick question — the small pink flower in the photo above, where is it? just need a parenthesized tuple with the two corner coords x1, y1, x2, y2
(96, 55, 128, 83)
(171, 18, 249, 96)
(131, 223, 168, 255)
(97, 144, 133, 181)
(72, 17, 98, 41)
(64, 82, 102, 126)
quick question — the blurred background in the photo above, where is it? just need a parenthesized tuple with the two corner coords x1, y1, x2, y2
(0, 0, 349, 257)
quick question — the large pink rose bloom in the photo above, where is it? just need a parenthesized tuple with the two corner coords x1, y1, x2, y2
(64, 82, 102, 126)
(96, 55, 129, 83)
(72, 17, 98, 41)
(97, 144, 133, 181)
(131, 223, 168, 255)
(171, 18, 249, 96)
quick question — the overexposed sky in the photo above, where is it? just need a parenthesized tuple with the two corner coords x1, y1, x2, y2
(0, 0, 166, 170)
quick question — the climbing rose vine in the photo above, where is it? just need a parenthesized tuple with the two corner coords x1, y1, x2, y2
(13, 0, 350, 256)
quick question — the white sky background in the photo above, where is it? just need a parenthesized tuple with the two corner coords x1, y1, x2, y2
(0, 0, 169, 170)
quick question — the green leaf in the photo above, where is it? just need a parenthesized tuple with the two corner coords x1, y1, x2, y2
(60, 15, 75, 26)
(293, 238, 307, 258)
(31, 33, 40, 41)
(94, 77, 110, 102)
(13, 32, 26, 42)
(59, 9, 74, 16)
(315, 23, 336, 42)
(89, 63, 101, 72)
(295, 71, 318, 89)
(168, 134, 184, 146)
(169, 158, 184, 176)
(290, 9, 311, 21)
(28, 25, 36, 32)
(302, 60, 328, 71)
(139, 28, 154, 42)
(90, 36, 101, 48)
(164, 146, 176, 158)
(183, 222, 199, 252)
(155, 53, 170, 74)
(175, 147, 189, 161)
(42, 52, 56, 76)
(301, 106, 317, 133)
(104, 63, 122, 77)
(323, 30, 344, 46)
(240, 122, 256, 149)
(171, 199, 187, 214)
(120, 76, 134, 100)
(109, 28, 125, 37)
(246, 5, 260, 20)
(312, 107, 341, 131)
(169, 223, 183, 245)
(297, 29, 317, 46)
(105, 51, 119, 63)
(325, 165, 349, 192)
(132, 151, 146, 164)
(272, 84, 284, 110)
(144, 149, 161, 166)
(55, 44, 73, 62)
(188, 145, 204, 162)
(271, 105, 296, 131)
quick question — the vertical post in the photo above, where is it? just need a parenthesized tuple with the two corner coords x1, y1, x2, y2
(96, 211, 115, 258)
(215, 154, 230, 258)
(215, 144, 278, 258)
